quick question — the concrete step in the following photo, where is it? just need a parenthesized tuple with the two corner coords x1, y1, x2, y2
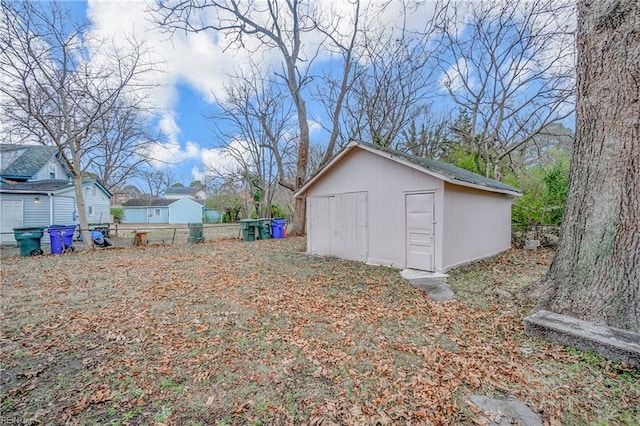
(524, 310, 640, 367)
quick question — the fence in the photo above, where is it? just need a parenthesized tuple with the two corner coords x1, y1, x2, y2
(512, 223, 561, 248)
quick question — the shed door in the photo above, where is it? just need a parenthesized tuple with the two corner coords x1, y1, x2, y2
(308, 192, 368, 261)
(1, 200, 24, 244)
(405, 193, 435, 271)
(339, 192, 368, 261)
(308, 196, 338, 256)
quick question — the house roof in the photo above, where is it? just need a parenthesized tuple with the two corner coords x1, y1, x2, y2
(122, 198, 205, 207)
(0, 178, 112, 197)
(165, 186, 205, 195)
(294, 141, 522, 197)
(123, 198, 175, 207)
(0, 144, 60, 179)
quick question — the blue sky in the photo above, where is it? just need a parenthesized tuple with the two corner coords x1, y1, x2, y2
(63, 0, 575, 190)
(71, 0, 447, 188)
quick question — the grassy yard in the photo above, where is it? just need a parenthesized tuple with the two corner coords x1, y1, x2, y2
(1, 238, 638, 425)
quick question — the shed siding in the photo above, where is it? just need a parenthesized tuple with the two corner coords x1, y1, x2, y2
(0, 194, 51, 244)
(442, 183, 513, 270)
(306, 149, 445, 270)
(53, 194, 77, 225)
(0, 196, 23, 244)
(123, 208, 149, 224)
(168, 198, 203, 224)
(23, 196, 50, 226)
(82, 184, 111, 224)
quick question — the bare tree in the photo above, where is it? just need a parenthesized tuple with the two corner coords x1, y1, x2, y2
(0, 1, 154, 247)
(341, 4, 444, 150)
(311, 0, 364, 167)
(538, 0, 639, 331)
(85, 100, 158, 193)
(438, 0, 575, 180)
(138, 167, 175, 198)
(154, 0, 315, 234)
(209, 67, 296, 218)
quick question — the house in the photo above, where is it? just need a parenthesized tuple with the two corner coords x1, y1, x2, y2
(165, 186, 207, 200)
(0, 144, 112, 244)
(294, 141, 522, 273)
(121, 197, 204, 224)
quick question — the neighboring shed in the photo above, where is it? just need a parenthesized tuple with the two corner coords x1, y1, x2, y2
(122, 198, 204, 224)
(1, 144, 112, 244)
(294, 141, 522, 273)
(0, 179, 112, 244)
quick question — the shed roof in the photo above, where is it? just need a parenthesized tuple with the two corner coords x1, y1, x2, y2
(294, 141, 522, 197)
(0, 144, 59, 179)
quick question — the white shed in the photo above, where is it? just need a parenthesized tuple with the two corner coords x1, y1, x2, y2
(294, 141, 522, 273)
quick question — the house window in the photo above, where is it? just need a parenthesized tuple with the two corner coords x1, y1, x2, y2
(88, 205, 94, 216)
(92, 186, 96, 197)
(49, 164, 56, 179)
(154, 208, 161, 217)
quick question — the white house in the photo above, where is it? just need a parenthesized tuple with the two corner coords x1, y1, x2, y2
(294, 141, 522, 273)
(0, 144, 112, 244)
(165, 186, 207, 200)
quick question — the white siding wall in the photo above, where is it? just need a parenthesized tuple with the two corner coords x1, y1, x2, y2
(442, 183, 513, 271)
(32, 159, 68, 181)
(306, 149, 445, 269)
(53, 194, 77, 225)
(82, 184, 111, 224)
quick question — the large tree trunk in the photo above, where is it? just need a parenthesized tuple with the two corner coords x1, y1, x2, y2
(538, 0, 639, 332)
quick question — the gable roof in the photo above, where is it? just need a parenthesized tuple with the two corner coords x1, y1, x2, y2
(165, 186, 206, 195)
(0, 144, 60, 179)
(0, 178, 112, 197)
(122, 198, 205, 207)
(123, 198, 175, 207)
(294, 141, 522, 197)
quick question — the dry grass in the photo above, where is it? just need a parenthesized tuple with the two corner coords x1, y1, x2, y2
(1, 238, 638, 425)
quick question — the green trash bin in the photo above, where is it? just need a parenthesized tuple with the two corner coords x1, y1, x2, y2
(240, 219, 257, 241)
(13, 226, 45, 256)
(188, 223, 205, 243)
(257, 219, 271, 240)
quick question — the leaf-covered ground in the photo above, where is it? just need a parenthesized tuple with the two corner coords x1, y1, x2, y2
(1, 238, 638, 425)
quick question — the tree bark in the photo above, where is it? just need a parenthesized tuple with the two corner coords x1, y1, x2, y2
(538, 0, 640, 332)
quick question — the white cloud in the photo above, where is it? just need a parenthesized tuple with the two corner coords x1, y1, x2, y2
(146, 140, 201, 168)
(201, 138, 251, 177)
(440, 57, 472, 93)
(158, 112, 180, 142)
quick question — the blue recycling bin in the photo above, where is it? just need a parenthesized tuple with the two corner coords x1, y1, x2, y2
(48, 225, 76, 254)
(271, 218, 286, 239)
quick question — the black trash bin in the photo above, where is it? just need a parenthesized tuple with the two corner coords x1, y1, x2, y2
(188, 223, 205, 243)
(13, 226, 45, 256)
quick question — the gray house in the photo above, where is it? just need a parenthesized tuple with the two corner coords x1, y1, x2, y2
(0, 144, 112, 244)
(294, 141, 521, 273)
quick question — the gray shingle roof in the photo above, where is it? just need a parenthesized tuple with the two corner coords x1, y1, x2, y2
(165, 186, 205, 195)
(122, 198, 175, 207)
(0, 179, 73, 192)
(0, 144, 59, 179)
(358, 141, 521, 194)
(0, 179, 112, 197)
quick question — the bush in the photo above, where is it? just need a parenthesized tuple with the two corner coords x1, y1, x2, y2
(110, 207, 124, 223)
